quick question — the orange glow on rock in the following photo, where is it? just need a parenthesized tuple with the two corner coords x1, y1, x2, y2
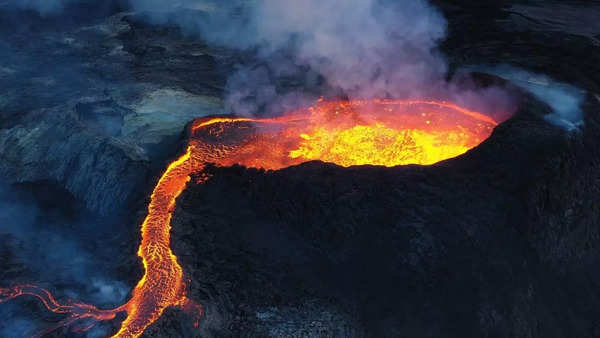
(0, 99, 500, 337)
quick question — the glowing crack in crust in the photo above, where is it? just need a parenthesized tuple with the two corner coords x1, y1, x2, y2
(0, 99, 500, 337)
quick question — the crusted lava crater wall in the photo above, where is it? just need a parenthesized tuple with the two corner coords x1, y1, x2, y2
(159, 93, 600, 337)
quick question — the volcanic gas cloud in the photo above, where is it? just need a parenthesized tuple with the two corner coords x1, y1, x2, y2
(0, 98, 502, 337)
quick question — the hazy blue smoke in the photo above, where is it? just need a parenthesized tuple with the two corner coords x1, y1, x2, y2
(3, 0, 81, 15)
(0, 315, 36, 338)
(0, 184, 129, 305)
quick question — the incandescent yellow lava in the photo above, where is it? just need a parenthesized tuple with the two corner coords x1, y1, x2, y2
(289, 124, 474, 166)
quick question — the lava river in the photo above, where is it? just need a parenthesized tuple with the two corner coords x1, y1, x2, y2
(0, 99, 500, 337)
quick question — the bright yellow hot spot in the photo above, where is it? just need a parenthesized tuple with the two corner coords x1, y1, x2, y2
(289, 123, 473, 166)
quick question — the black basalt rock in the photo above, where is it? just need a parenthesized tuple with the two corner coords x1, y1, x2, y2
(165, 90, 600, 337)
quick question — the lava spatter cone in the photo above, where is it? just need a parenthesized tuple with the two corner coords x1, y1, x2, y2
(0, 99, 501, 337)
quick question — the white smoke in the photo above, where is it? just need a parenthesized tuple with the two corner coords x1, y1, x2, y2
(229, 0, 447, 96)
(129, 0, 453, 115)
(472, 65, 585, 130)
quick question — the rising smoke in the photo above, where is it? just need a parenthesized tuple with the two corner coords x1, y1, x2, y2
(126, 0, 522, 121)
(476, 65, 585, 130)
(5, 0, 583, 127)
(128, 0, 452, 114)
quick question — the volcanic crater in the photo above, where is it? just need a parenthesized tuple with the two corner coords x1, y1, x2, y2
(153, 83, 599, 337)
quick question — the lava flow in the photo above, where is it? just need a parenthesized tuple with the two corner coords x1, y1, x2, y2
(0, 98, 500, 337)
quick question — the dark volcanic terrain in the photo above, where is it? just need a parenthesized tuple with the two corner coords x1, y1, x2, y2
(1, 0, 599, 337)
(164, 91, 600, 337)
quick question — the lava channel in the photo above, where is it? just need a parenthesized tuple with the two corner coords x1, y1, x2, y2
(0, 99, 502, 337)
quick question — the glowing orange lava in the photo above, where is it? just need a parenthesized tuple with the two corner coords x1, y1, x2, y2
(0, 99, 499, 337)
(190, 99, 498, 169)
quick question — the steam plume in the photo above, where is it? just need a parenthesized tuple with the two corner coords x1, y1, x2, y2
(471, 65, 585, 130)
(129, 0, 453, 115)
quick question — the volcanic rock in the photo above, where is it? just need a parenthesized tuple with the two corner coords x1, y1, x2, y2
(0, 7, 227, 215)
(0, 1, 599, 337)
(165, 92, 600, 337)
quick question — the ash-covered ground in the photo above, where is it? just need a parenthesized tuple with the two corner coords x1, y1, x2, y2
(1, 0, 599, 337)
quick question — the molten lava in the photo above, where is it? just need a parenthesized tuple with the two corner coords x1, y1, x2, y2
(0, 99, 499, 337)
(191, 99, 498, 168)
